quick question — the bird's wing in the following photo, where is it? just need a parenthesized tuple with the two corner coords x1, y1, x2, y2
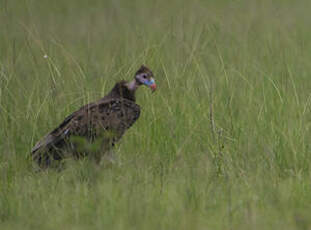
(30, 109, 80, 154)
(31, 99, 140, 154)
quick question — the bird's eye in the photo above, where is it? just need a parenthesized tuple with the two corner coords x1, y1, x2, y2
(143, 75, 147, 79)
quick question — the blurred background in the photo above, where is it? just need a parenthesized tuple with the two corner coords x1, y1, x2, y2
(1, 0, 311, 229)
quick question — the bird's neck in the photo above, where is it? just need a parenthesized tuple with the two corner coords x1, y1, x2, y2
(126, 79, 139, 91)
(104, 80, 137, 102)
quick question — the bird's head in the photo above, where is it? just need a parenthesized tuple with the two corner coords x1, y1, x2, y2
(135, 65, 156, 92)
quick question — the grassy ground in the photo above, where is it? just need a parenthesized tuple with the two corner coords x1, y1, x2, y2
(1, 0, 311, 229)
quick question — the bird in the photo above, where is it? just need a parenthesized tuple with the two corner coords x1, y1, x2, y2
(31, 65, 156, 169)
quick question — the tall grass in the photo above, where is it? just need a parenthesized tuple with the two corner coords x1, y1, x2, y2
(1, 0, 311, 229)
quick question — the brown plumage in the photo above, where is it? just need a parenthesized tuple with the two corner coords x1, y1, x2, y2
(31, 65, 156, 168)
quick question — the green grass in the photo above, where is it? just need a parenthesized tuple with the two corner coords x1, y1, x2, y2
(1, 0, 311, 229)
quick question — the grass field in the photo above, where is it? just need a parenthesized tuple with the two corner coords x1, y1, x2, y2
(1, 0, 311, 229)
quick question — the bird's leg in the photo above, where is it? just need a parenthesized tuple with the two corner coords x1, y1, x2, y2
(89, 149, 118, 168)
(91, 151, 102, 165)
(103, 149, 118, 164)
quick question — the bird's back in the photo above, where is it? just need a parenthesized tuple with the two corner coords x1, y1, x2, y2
(31, 98, 140, 168)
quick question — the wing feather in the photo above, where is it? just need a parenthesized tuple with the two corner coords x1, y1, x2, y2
(31, 98, 140, 158)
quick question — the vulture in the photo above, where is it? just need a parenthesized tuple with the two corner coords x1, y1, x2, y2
(31, 65, 156, 168)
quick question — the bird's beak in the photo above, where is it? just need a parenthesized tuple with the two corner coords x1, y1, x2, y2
(144, 78, 157, 92)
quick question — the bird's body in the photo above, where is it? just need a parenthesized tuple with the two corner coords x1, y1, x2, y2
(31, 66, 156, 168)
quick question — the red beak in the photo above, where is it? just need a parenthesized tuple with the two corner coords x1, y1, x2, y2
(150, 83, 157, 92)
